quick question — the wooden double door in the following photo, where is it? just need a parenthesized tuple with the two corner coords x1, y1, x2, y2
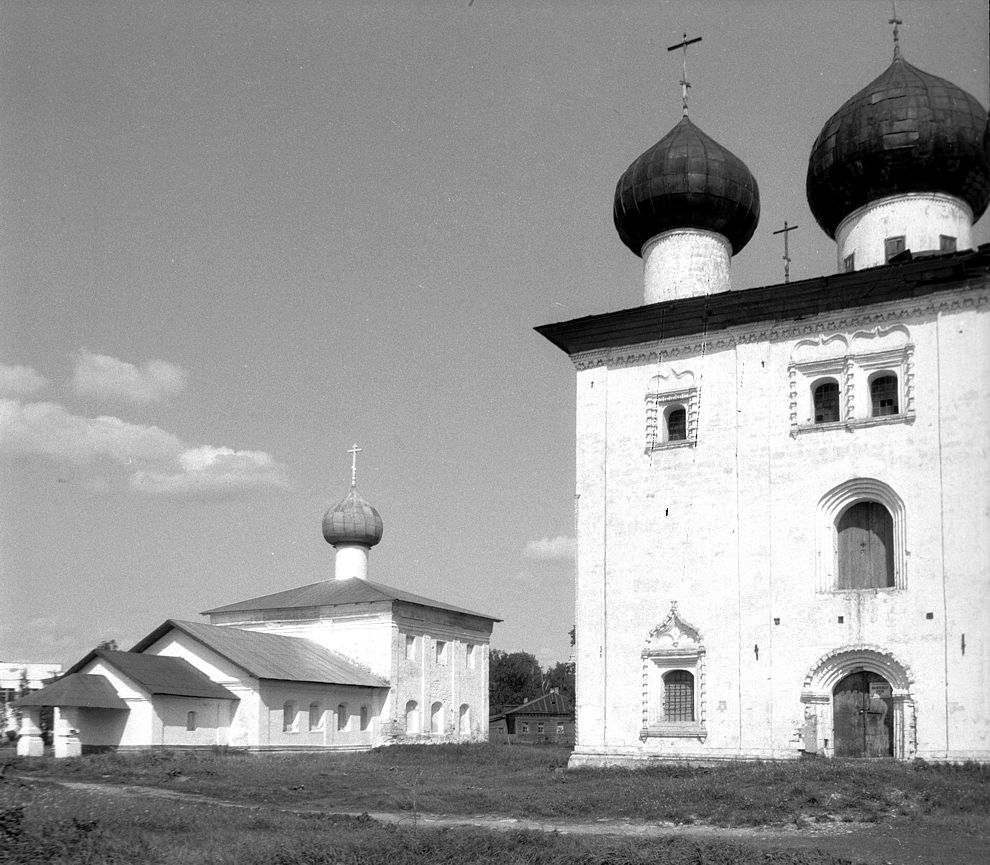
(833, 671, 893, 757)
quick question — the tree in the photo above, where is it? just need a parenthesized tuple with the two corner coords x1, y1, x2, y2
(542, 660, 575, 706)
(489, 650, 543, 715)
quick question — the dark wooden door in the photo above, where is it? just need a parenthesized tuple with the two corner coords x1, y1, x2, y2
(837, 502, 894, 588)
(833, 672, 893, 757)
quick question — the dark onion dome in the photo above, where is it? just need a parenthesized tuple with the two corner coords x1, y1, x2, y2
(613, 116, 761, 256)
(807, 55, 990, 238)
(322, 487, 383, 547)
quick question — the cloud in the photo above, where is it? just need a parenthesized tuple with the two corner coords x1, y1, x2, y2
(522, 534, 576, 562)
(0, 363, 48, 397)
(0, 398, 288, 501)
(130, 445, 289, 500)
(71, 350, 188, 404)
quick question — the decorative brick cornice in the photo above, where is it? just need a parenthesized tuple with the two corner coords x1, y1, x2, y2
(570, 287, 989, 371)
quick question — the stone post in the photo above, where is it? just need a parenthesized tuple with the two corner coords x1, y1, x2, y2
(16, 707, 44, 757)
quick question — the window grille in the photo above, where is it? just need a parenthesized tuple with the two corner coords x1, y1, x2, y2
(813, 380, 840, 423)
(870, 375, 898, 416)
(663, 670, 695, 722)
(666, 407, 687, 441)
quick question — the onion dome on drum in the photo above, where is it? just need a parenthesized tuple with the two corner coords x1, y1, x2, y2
(807, 55, 990, 239)
(322, 487, 383, 548)
(613, 116, 761, 256)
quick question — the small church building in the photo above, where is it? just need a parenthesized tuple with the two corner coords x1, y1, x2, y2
(19, 455, 499, 756)
(538, 33, 990, 764)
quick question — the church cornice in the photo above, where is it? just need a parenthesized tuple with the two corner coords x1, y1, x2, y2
(568, 283, 988, 371)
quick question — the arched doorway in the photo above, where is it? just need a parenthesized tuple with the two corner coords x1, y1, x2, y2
(832, 671, 893, 757)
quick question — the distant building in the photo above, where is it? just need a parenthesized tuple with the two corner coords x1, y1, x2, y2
(489, 692, 574, 745)
(18, 456, 500, 756)
(2, 662, 61, 738)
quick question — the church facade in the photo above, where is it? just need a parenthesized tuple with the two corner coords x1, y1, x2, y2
(19, 464, 498, 756)
(538, 43, 989, 764)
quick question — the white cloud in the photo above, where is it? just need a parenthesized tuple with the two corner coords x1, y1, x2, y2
(522, 534, 576, 562)
(0, 363, 48, 397)
(0, 398, 288, 501)
(71, 350, 188, 404)
(130, 445, 288, 500)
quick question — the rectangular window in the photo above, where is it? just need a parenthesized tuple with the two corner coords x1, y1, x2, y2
(884, 235, 905, 262)
(186, 711, 197, 732)
(939, 234, 957, 252)
(521, 722, 529, 734)
(556, 724, 564, 735)
(537, 722, 545, 734)
(843, 252, 855, 273)
(405, 635, 416, 660)
(435, 640, 447, 665)
(662, 671, 695, 722)
(309, 703, 323, 731)
(465, 644, 474, 668)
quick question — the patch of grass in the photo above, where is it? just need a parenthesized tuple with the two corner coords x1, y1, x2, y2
(1, 784, 866, 865)
(9, 745, 990, 830)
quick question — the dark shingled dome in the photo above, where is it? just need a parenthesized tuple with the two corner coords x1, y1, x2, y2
(322, 487, 383, 548)
(807, 55, 990, 238)
(613, 116, 761, 256)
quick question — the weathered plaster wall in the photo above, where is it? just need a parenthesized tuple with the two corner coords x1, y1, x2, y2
(571, 285, 990, 765)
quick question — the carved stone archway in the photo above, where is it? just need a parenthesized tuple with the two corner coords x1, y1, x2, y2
(800, 645, 915, 759)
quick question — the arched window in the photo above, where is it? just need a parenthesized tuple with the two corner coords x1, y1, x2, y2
(359, 705, 370, 731)
(837, 501, 895, 589)
(870, 374, 898, 416)
(430, 701, 444, 735)
(336, 703, 348, 731)
(405, 700, 419, 734)
(308, 702, 323, 731)
(665, 405, 687, 442)
(282, 701, 298, 733)
(813, 379, 840, 423)
(662, 670, 695, 722)
(186, 711, 197, 732)
(459, 704, 470, 735)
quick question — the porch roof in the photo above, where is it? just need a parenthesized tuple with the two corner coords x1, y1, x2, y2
(18, 673, 128, 710)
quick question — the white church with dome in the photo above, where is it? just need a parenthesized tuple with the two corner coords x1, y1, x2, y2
(538, 31, 990, 764)
(19, 453, 498, 756)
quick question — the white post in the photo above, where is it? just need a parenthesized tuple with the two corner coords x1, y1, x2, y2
(16, 707, 44, 757)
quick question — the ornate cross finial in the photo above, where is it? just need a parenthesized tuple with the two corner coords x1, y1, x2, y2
(772, 220, 799, 283)
(347, 443, 362, 487)
(667, 33, 702, 117)
(889, 1, 902, 58)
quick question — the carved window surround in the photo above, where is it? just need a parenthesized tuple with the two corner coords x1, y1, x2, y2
(645, 368, 698, 452)
(788, 327, 915, 436)
(641, 602, 707, 742)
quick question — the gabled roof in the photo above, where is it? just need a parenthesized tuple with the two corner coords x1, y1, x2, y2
(130, 620, 389, 688)
(202, 576, 501, 622)
(18, 673, 129, 709)
(65, 650, 236, 700)
(505, 692, 573, 716)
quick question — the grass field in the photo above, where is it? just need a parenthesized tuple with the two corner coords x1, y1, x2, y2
(3, 744, 989, 864)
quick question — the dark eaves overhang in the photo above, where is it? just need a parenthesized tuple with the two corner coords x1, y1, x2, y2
(535, 245, 990, 356)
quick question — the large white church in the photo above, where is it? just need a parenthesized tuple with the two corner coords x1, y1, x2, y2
(538, 37, 990, 763)
(19, 454, 499, 755)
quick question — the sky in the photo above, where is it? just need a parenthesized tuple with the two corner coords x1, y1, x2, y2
(2, 0, 988, 670)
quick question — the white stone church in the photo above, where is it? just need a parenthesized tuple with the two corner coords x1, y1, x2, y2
(538, 39, 989, 763)
(19, 458, 499, 756)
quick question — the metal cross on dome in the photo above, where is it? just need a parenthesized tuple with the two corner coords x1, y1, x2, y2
(773, 220, 799, 284)
(667, 32, 702, 117)
(889, 1, 903, 58)
(347, 443, 362, 487)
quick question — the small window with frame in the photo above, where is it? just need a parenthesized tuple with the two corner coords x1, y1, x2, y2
(843, 252, 855, 273)
(884, 235, 906, 262)
(813, 379, 840, 423)
(870, 373, 899, 417)
(186, 711, 197, 732)
(939, 235, 957, 253)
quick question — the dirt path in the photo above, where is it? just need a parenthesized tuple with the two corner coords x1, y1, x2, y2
(16, 775, 990, 865)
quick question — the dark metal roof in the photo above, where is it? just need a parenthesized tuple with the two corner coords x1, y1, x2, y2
(322, 486, 384, 548)
(18, 673, 129, 710)
(65, 650, 236, 700)
(130, 620, 389, 688)
(535, 245, 990, 356)
(504, 692, 573, 716)
(614, 116, 761, 256)
(807, 55, 990, 238)
(202, 576, 501, 622)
